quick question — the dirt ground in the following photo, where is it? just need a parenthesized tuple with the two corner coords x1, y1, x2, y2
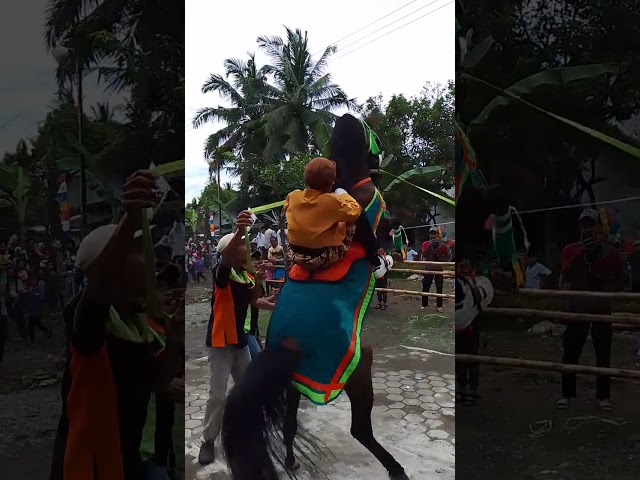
(0, 315, 64, 477)
(456, 296, 640, 480)
(0, 311, 185, 478)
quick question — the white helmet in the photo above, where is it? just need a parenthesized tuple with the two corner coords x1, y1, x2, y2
(373, 255, 394, 279)
(455, 276, 494, 331)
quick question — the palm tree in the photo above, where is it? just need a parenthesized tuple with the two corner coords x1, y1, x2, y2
(45, 0, 184, 152)
(90, 102, 116, 121)
(193, 53, 269, 159)
(257, 28, 356, 157)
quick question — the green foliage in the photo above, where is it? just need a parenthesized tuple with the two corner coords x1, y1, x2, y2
(192, 27, 354, 196)
(184, 207, 199, 236)
(458, 1, 640, 210)
(362, 82, 455, 227)
(0, 0, 184, 237)
(469, 65, 618, 126)
(0, 166, 32, 236)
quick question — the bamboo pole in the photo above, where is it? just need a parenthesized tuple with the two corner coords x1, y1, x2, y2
(483, 307, 640, 325)
(456, 354, 640, 379)
(399, 260, 455, 268)
(517, 288, 640, 301)
(375, 288, 454, 299)
(265, 281, 452, 299)
(260, 263, 286, 270)
(390, 268, 455, 277)
(614, 323, 640, 330)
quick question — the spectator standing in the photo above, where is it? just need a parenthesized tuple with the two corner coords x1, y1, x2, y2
(556, 209, 624, 411)
(420, 226, 451, 313)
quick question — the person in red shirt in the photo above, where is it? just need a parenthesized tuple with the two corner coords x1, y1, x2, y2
(420, 226, 451, 313)
(557, 208, 624, 412)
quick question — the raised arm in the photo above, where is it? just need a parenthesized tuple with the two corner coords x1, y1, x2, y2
(73, 170, 158, 354)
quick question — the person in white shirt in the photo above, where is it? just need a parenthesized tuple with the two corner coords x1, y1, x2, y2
(254, 228, 267, 258)
(264, 226, 276, 246)
(276, 228, 288, 246)
(524, 249, 552, 289)
(167, 210, 186, 261)
(406, 245, 418, 261)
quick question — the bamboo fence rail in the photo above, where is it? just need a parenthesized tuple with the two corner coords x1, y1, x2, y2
(456, 354, 640, 380)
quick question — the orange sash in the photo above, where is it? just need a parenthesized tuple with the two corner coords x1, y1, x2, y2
(64, 346, 124, 480)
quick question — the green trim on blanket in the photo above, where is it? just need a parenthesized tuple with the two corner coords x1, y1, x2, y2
(290, 271, 376, 405)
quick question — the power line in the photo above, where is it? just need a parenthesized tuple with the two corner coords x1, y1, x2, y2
(314, 0, 421, 55)
(516, 195, 640, 215)
(334, 0, 445, 55)
(331, 1, 453, 63)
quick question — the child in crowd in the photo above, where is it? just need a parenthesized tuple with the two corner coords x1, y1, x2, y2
(19, 275, 51, 342)
(267, 236, 286, 283)
(523, 248, 551, 289)
(285, 157, 362, 271)
(194, 256, 207, 283)
(245, 250, 264, 360)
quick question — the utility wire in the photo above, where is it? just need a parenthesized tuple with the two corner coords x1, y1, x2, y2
(314, 0, 422, 55)
(334, 0, 445, 55)
(331, 1, 453, 63)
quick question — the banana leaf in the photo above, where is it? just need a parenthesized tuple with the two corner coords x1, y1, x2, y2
(464, 74, 640, 159)
(380, 153, 395, 168)
(468, 65, 618, 125)
(462, 36, 494, 68)
(381, 166, 444, 192)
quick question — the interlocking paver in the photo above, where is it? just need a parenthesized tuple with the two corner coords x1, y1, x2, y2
(185, 346, 454, 479)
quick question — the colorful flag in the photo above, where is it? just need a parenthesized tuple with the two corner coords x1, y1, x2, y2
(209, 213, 215, 238)
(57, 174, 70, 237)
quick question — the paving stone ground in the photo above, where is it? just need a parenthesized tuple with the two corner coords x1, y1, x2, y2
(184, 345, 455, 479)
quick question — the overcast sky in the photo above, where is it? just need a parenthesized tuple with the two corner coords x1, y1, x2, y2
(185, 0, 455, 205)
(0, 1, 123, 159)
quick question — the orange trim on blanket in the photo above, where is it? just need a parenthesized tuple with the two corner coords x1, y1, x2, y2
(289, 242, 366, 282)
(323, 268, 371, 401)
(289, 261, 372, 400)
(292, 372, 346, 393)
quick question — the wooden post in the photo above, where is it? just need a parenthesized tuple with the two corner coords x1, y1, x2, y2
(455, 354, 640, 379)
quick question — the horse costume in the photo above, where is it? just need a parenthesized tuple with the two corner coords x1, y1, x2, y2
(221, 114, 409, 480)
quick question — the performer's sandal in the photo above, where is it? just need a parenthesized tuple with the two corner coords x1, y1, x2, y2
(555, 398, 569, 409)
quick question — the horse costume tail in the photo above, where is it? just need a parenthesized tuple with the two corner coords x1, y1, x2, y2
(221, 346, 329, 480)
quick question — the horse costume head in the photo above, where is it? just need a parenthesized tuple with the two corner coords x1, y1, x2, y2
(330, 114, 381, 190)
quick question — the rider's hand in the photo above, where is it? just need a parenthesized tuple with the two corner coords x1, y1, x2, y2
(121, 170, 158, 213)
(236, 211, 253, 230)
